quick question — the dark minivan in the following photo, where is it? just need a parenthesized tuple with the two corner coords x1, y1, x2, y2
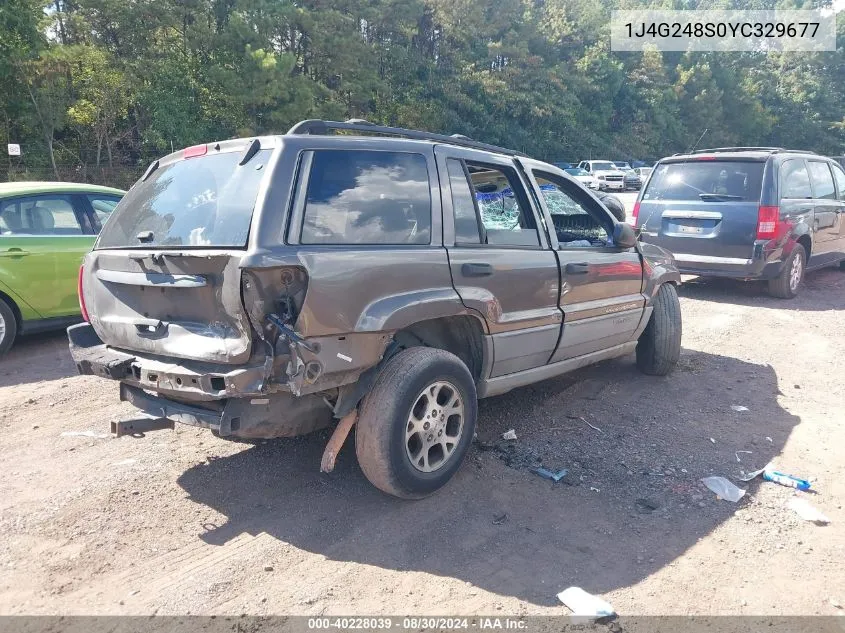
(633, 147, 845, 298)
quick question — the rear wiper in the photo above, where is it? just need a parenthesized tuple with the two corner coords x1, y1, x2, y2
(699, 193, 743, 201)
(136, 230, 154, 242)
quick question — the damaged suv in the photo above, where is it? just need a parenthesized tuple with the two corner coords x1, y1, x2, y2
(69, 119, 682, 498)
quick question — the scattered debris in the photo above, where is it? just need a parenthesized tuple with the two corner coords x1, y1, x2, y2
(533, 467, 568, 482)
(492, 513, 508, 525)
(263, 564, 274, 572)
(580, 417, 604, 434)
(128, 589, 140, 597)
(765, 436, 773, 443)
(735, 451, 752, 463)
(830, 598, 842, 610)
(557, 587, 615, 619)
(61, 430, 109, 439)
(590, 486, 601, 493)
(501, 429, 517, 441)
(709, 437, 716, 444)
(763, 469, 811, 491)
(787, 498, 830, 525)
(737, 466, 767, 482)
(31, 425, 39, 430)
(635, 498, 660, 514)
(701, 476, 746, 503)
(731, 405, 749, 412)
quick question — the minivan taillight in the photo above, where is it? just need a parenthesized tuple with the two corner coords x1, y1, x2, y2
(631, 201, 641, 226)
(78, 266, 90, 322)
(756, 206, 780, 240)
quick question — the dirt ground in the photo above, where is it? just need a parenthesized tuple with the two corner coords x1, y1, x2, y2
(1, 265, 844, 617)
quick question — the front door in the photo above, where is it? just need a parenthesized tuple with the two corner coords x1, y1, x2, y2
(435, 147, 562, 378)
(519, 162, 645, 361)
(0, 193, 94, 318)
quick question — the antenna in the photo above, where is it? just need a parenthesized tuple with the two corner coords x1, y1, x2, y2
(689, 128, 708, 154)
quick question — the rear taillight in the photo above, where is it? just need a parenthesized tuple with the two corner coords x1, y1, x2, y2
(631, 201, 641, 225)
(756, 206, 780, 240)
(78, 266, 90, 322)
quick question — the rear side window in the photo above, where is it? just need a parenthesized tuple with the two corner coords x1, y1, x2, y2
(781, 159, 812, 199)
(832, 163, 845, 200)
(807, 161, 836, 200)
(301, 150, 431, 245)
(0, 195, 83, 235)
(643, 161, 764, 202)
(97, 149, 271, 249)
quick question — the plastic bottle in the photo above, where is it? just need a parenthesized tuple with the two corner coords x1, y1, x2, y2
(762, 469, 811, 491)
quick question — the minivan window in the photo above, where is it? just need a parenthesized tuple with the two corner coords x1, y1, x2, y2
(781, 159, 812, 199)
(97, 149, 271, 248)
(832, 163, 845, 200)
(643, 161, 764, 202)
(301, 150, 431, 245)
(807, 161, 836, 200)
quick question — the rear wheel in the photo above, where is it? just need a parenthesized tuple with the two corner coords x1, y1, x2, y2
(0, 299, 18, 356)
(355, 347, 477, 499)
(636, 283, 681, 376)
(768, 246, 805, 299)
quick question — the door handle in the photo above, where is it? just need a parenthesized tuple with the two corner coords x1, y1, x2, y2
(461, 262, 494, 277)
(0, 248, 30, 258)
(565, 262, 591, 274)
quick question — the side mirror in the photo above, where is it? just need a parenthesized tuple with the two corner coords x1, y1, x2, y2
(613, 222, 637, 249)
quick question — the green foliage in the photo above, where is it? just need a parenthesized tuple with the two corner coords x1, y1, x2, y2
(2, 0, 844, 178)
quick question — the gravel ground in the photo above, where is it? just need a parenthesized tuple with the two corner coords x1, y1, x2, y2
(1, 239, 843, 616)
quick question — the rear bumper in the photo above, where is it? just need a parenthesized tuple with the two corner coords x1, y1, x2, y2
(68, 322, 333, 439)
(670, 241, 783, 280)
(67, 322, 271, 400)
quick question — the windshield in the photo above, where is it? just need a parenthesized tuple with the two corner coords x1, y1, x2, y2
(97, 149, 271, 249)
(613, 162, 631, 170)
(591, 162, 617, 171)
(566, 168, 591, 176)
(643, 160, 764, 202)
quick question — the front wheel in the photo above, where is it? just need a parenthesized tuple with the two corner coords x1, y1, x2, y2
(768, 246, 805, 299)
(355, 347, 477, 499)
(636, 283, 682, 376)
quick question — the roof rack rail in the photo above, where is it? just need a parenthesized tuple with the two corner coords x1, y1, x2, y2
(691, 146, 818, 155)
(286, 119, 527, 157)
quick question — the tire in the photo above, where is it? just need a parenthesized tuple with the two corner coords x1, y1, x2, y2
(355, 347, 478, 499)
(0, 298, 18, 356)
(636, 283, 681, 376)
(768, 246, 805, 299)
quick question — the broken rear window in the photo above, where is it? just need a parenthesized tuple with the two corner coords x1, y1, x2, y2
(96, 149, 271, 249)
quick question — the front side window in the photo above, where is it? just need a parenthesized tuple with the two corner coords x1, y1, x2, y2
(301, 150, 431, 245)
(807, 161, 836, 200)
(533, 172, 611, 247)
(0, 195, 82, 236)
(465, 162, 540, 247)
(781, 159, 812, 199)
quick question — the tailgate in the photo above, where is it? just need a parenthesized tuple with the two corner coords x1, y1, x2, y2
(638, 200, 760, 260)
(83, 250, 253, 364)
(637, 159, 764, 260)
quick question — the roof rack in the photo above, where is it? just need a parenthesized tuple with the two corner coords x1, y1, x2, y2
(691, 147, 817, 155)
(286, 119, 527, 157)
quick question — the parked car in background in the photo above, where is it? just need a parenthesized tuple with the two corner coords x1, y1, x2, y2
(633, 167, 653, 180)
(634, 147, 845, 298)
(553, 162, 573, 170)
(564, 167, 599, 190)
(0, 182, 124, 354)
(623, 170, 642, 190)
(69, 119, 681, 498)
(612, 161, 633, 172)
(577, 160, 625, 191)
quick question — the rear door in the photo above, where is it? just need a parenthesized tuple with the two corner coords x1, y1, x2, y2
(806, 160, 842, 260)
(435, 147, 561, 378)
(522, 164, 645, 360)
(637, 158, 766, 262)
(83, 142, 275, 364)
(0, 193, 95, 318)
(831, 162, 845, 255)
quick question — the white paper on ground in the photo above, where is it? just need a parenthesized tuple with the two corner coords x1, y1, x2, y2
(557, 587, 615, 618)
(787, 497, 830, 524)
(701, 476, 746, 502)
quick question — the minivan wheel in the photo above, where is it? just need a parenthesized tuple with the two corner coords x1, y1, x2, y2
(355, 347, 477, 499)
(0, 299, 18, 356)
(768, 246, 805, 299)
(636, 283, 681, 376)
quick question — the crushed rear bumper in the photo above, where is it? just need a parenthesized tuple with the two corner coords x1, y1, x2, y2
(672, 241, 783, 280)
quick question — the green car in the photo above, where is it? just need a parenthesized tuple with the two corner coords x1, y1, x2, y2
(0, 181, 125, 354)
